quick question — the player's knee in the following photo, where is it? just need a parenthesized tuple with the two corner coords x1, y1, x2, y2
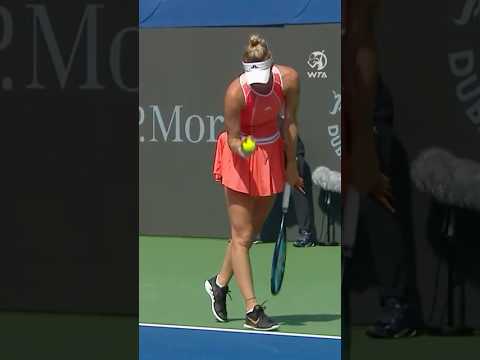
(231, 228, 254, 248)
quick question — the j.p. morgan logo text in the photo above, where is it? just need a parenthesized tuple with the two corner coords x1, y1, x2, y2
(449, 2, 480, 134)
(139, 105, 224, 143)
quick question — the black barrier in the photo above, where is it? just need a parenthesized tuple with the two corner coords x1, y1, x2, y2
(0, 2, 138, 316)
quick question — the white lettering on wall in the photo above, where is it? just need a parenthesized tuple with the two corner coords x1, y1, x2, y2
(139, 105, 225, 143)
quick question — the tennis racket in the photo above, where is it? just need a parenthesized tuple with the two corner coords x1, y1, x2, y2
(270, 183, 292, 295)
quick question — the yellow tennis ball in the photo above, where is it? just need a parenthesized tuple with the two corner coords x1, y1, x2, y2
(241, 136, 256, 153)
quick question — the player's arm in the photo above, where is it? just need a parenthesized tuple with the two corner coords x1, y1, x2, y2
(283, 68, 300, 165)
(348, 0, 381, 192)
(282, 67, 305, 191)
(224, 79, 246, 157)
(349, 1, 394, 211)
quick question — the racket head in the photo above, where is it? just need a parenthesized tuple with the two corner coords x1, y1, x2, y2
(270, 216, 287, 295)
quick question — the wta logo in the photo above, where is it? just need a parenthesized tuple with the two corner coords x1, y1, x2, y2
(306, 51, 328, 79)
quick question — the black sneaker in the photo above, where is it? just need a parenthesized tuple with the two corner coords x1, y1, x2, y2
(244, 304, 280, 331)
(366, 298, 417, 338)
(293, 230, 317, 247)
(204, 275, 231, 322)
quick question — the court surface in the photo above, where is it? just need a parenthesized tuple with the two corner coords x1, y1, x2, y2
(0, 312, 476, 359)
(139, 236, 341, 359)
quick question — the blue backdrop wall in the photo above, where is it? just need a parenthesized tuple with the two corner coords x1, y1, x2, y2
(140, 0, 340, 27)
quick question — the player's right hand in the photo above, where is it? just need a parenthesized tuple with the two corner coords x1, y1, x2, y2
(230, 138, 251, 159)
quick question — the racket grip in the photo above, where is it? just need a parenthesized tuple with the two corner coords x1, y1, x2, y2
(282, 183, 292, 210)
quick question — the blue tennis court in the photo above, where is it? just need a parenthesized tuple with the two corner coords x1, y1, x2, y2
(140, 324, 341, 360)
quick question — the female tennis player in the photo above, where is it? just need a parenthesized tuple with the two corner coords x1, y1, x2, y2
(204, 34, 304, 331)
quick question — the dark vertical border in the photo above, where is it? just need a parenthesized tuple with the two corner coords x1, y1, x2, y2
(0, 1, 138, 358)
(342, 1, 480, 359)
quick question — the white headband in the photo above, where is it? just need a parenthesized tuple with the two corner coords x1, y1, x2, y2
(242, 58, 273, 72)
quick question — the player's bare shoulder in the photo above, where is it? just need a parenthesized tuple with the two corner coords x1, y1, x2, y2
(275, 65, 299, 92)
(224, 77, 245, 106)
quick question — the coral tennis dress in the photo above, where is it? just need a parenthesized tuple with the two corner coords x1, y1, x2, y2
(213, 65, 286, 197)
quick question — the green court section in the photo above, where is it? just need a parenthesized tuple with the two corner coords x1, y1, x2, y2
(140, 236, 341, 336)
(0, 312, 137, 360)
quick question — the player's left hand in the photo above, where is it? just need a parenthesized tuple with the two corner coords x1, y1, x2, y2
(370, 173, 395, 213)
(286, 161, 305, 194)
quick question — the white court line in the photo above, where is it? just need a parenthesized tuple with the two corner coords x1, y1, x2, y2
(139, 323, 341, 340)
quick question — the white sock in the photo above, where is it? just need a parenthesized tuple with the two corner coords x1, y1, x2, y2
(246, 307, 255, 314)
(215, 275, 225, 288)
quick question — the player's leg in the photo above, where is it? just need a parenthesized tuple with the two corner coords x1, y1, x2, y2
(224, 188, 257, 312)
(242, 194, 280, 331)
(204, 188, 254, 322)
(217, 188, 234, 285)
(204, 238, 233, 322)
(217, 192, 273, 286)
(257, 194, 282, 243)
(216, 240, 233, 287)
(252, 194, 276, 238)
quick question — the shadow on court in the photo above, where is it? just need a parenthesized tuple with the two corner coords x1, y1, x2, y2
(229, 313, 341, 326)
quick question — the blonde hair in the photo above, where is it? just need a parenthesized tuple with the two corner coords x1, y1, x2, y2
(242, 34, 272, 63)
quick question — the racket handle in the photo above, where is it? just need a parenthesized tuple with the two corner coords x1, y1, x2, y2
(282, 183, 292, 211)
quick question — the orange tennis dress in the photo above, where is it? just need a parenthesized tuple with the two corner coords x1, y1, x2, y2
(213, 65, 286, 197)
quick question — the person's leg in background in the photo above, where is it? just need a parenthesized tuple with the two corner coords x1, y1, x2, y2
(292, 154, 318, 247)
(362, 121, 418, 338)
(256, 137, 318, 246)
